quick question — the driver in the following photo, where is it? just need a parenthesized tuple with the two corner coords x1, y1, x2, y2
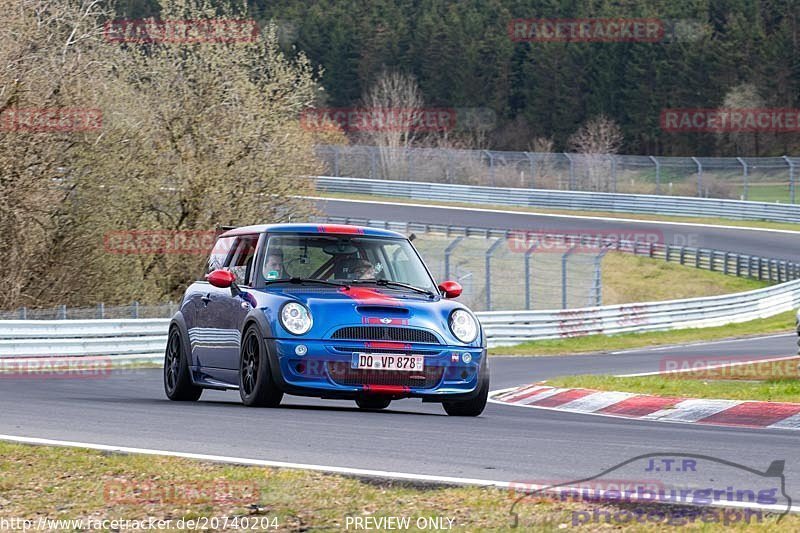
(265, 249, 285, 279)
(352, 259, 376, 279)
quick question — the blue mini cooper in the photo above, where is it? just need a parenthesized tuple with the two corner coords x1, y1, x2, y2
(164, 223, 489, 416)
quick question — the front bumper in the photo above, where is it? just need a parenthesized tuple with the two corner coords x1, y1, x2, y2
(267, 338, 486, 401)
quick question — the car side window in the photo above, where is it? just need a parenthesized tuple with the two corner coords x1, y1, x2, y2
(207, 236, 236, 274)
(227, 235, 258, 286)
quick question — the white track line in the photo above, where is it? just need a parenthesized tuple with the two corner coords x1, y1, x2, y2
(0, 434, 508, 488)
(608, 333, 794, 355)
(307, 196, 800, 235)
(616, 355, 800, 378)
(1, 433, 797, 515)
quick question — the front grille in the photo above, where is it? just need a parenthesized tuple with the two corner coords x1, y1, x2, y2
(327, 362, 444, 388)
(332, 326, 439, 344)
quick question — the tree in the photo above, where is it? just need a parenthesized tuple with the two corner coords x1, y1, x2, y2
(568, 115, 624, 191)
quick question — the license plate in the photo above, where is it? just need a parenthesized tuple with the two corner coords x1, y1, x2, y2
(351, 353, 424, 371)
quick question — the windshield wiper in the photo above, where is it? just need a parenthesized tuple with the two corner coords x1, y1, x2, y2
(350, 278, 434, 297)
(265, 277, 350, 289)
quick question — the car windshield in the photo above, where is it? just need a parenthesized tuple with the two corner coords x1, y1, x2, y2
(262, 234, 437, 293)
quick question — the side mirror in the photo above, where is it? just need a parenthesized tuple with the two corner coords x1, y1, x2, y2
(438, 280, 462, 299)
(206, 269, 236, 288)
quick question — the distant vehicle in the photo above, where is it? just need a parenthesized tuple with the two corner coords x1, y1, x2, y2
(164, 224, 489, 416)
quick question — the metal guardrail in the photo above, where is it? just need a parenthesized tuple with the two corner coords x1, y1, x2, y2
(318, 217, 800, 283)
(313, 175, 800, 224)
(480, 279, 800, 347)
(1, 279, 798, 351)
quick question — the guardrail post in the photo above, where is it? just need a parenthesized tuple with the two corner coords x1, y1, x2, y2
(737, 157, 748, 200)
(561, 244, 578, 309)
(59, 304, 67, 319)
(784, 156, 796, 204)
(758, 258, 764, 281)
(484, 238, 504, 311)
(665, 245, 671, 263)
(444, 236, 464, 281)
(132, 301, 139, 319)
(723, 252, 730, 275)
(692, 157, 702, 197)
(695, 249, 701, 269)
(679, 247, 686, 265)
(97, 302, 104, 319)
(524, 243, 538, 310)
(649, 156, 661, 194)
(18, 307, 27, 319)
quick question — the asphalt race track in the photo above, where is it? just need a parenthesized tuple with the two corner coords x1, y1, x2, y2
(1, 334, 798, 501)
(3, 199, 799, 510)
(315, 197, 800, 262)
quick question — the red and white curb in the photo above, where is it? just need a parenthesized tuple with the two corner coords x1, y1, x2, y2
(489, 384, 800, 430)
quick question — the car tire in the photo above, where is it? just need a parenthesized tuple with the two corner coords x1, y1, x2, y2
(164, 327, 203, 402)
(355, 396, 392, 410)
(239, 325, 283, 407)
(442, 373, 489, 417)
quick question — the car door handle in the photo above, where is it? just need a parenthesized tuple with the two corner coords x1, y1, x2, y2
(201, 294, 211, 306)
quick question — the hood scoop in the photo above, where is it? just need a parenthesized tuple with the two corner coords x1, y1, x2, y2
(356, 305, 410, 317)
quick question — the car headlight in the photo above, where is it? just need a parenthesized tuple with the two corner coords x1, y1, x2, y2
(280, 302, 313, 335)
(449, 309, 478, 344)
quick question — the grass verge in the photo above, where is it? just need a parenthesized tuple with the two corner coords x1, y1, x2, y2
(312, 191, 800, 233)
(0, 442, 794, 531)
(489, 310, 796, 357)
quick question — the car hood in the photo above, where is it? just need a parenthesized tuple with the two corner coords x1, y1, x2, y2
(250, 286, 477, 346)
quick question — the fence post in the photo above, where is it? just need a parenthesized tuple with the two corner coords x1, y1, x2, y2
(650, 156, 661, 194)
(692, 157, 702, 197)
(564, 153, 575, 190)
(561, 244, 578, 309)
(680, 246, 686, 265)
(19, 307, 27, 319)
(369, 148, 377, 179)
(594, 247, 610, 306)
(784, 156, 796, 204)
(97, 302, 104, 319)
(333, 145, 340, 176)
(484, 150, 495, 186)
(723, 252, 730, 275)
(132, 301, 139, 319)
(484, 238, 504, 311)
(59, 304, 67, 319)
(609, 155, 618, 192)
(524, 243, 538, 310)
(525, 152, 536, 188)
(444, 236, 464, 281)
(737, 157, 748, 200)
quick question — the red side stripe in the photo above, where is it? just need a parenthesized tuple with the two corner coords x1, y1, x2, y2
(598, 395, 682, 418)
(528, 388, 594, 408)
(697, 402, 800, 428)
